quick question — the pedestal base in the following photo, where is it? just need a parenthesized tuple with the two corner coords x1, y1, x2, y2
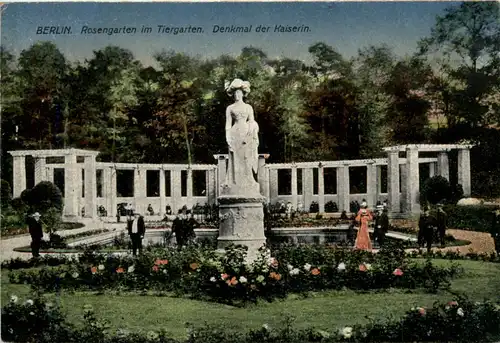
(217, 195, 267, 262)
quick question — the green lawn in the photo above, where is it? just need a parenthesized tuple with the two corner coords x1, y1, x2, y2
(2, 259, 499, 340)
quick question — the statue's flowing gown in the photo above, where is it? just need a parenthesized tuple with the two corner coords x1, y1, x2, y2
(355, 209, 373, 251)
(226, 104, 259, 194)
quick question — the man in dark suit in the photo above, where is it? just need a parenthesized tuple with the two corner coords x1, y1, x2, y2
(127, 212, 145, 256)
(172, 210, 187, 250)
(418, 207, 435, 253)
(436, 203, 448, 247)
(27, 212, 43, 258)
(374, 206, 389, 247)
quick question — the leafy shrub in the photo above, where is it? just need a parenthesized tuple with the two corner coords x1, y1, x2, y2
(350, 200, 360, 213)
(1, 179, 12, 208)
(2, 295, 500, 343)
(324, 201, 338, 213)
(23, 181, 63, 213)
(11, 197, 27, 212)
(309, 201, 319, 213)
(443, 204, 498, 232)
(420, 176, 452, 205)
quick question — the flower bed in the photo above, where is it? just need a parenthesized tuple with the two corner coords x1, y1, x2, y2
(7, 244, 462, 304)
(1, 222, 85, 239)
(2, 294, 499, 343)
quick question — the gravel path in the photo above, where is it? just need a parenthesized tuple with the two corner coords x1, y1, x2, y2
(0, 222, 126, 262)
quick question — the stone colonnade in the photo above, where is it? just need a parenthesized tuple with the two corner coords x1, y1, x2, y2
(9, 144, 472, 219)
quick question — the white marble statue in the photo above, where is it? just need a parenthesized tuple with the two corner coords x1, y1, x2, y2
(223, 79, 260, 195)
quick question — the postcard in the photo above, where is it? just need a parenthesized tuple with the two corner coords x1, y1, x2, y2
(1, 2, 499, 343)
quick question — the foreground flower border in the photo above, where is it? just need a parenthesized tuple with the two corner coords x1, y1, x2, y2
(7, 244, 462, 304)
(2, 294, 500, 343)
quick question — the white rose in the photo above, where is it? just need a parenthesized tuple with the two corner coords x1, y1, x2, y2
(25, 299, 34, 306)
(72, 272, 79, 279)
(457, 308, 465, 317)
(304, 263, 312, 271)
(365, 263, 372, 270)
(341, 327, 353, 339)
(337, 262, 346, 271)
(162, 269, 167, 274)
(239, 276, 248, 284)
(210, 276, 217, 282)
(287, 264, 294, 271)
(10, 295, 18, 303)
(29, 312, 35, 316)
(98, 264, 105, 271)
(127, 265, 135, 273)
(262, 324, 271, 331)
(289, 268, 300, 276)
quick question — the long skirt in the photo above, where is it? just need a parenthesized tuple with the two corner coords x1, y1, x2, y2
(355, 224, 372, 251)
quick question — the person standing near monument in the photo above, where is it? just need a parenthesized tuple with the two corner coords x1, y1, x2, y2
(436, 203, 448, 247)
(354, 202, 373, 251)
(374, 205, 389, 247)
(418, 207, 435, 253)
(27, 212, 43, 258)
(172, 210, 186, 250)
(127, 212, 145, 256)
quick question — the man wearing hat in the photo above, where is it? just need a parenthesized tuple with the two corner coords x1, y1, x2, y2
(127, 211, 145, 256)
(374, 205, 389, 247)
(172, 209, 187, 250)
(436, 203, 448, 247)
(27, 212, 43, 258)
(418, 207, 435, 253)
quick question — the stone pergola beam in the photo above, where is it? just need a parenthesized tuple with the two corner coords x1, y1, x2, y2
(98, 162, 215, 171)
(266, 157, 437, 169)
(383, 144, 474, 152)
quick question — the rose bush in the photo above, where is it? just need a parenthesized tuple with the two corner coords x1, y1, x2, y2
(8, 244, 461, 304)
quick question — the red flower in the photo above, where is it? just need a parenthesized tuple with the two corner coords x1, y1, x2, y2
(418, 307, 426, 316)
(311, 268, 321, 276)
(269, 272, 282, 281)
(226, 277, 238, 286)
(90, 266, 97, 274)
(448, 301, 458, 306)
(152, 265, 159, 272)
(393, 268, 403, 276)
(155, 259, 169, 265)
(116, 267, 124, 273)
(221, 273, 229, 280)
(359, 264, 367, 272)
(190, 262, 199, 270)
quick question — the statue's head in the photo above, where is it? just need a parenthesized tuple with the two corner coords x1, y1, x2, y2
(225, 79, 251, 100)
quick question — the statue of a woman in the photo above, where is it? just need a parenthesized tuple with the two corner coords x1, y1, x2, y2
(223, 79, 260, 196)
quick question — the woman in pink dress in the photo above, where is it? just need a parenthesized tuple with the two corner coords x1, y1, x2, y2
(355, 202, 373, 251)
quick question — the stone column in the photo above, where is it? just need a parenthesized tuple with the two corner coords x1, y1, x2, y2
(134, 168, 146, 214)
(366, 163, 377, 207)
(46, 167, 54, 184)
(429, 162, 436, 177)
(171, 170, 182, 212)
(291, 165, 298, 210)
(159, 168, 166, 216)
(214, 155, 227, 198)
(376, 165, 382, 199)
(208, 168, 217, 205)
(12, 155, 26, 198)
(110, 167, 117, 217)
(318, 166, 325, 212)
(186, 168, 193, 209)
(387, 150, 400, 214)
(400, 164, 407, 212)
(34, 157, 46, 186)
(303, 168, 313, 211)
(458, 148, 471, 196)
(437, 152, 450, 181)
(258, 154, 269, 199)
(84, 156, 97, 218)
(269, 169, 278, 204)
(64, 153, 78, 218)
(337, 165, 350, 212)
(405, 147, 420, 214)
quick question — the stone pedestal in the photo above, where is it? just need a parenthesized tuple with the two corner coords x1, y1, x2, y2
(217, 195, 267, 262)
